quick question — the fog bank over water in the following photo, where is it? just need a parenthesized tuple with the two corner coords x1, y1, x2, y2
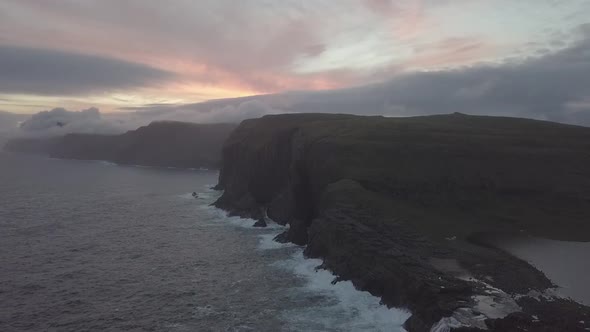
(3, 100, 278, 138)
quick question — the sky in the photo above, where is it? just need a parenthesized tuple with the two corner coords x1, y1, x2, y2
(1, 0, 590, 129)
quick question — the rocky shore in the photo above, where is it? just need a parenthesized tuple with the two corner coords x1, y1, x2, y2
(213, 113, 590, 331)
(3, 121, 236, 169)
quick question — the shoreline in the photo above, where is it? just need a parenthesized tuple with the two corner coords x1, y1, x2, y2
(217, 189, 590, 332)
(217, 186, 590, 331)
(198, 186, 413, 331)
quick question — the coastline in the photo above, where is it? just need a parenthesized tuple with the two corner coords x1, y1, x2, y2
(212, 113, 590, 331)
(197, 185, 413, 331)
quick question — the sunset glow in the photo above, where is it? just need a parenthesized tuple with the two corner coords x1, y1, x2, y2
(1, 0, 588, 114)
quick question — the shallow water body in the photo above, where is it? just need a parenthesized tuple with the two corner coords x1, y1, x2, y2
(479, 233, 590, 306)
(0, 153, 409, 331)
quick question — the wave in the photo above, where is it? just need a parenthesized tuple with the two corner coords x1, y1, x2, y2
(189, 188, 289, 230)
(275, 251, 411, 332)
(188, 187, 411, 331)
(257, 232, 296, 250)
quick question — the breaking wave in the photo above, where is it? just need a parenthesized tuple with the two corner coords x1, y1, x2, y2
(188, 187, 412, 331)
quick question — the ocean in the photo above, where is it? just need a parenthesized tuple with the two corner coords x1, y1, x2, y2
(0, 152, 409, 332)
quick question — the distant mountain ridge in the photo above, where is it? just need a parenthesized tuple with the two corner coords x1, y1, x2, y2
(3, 121, 236, 169)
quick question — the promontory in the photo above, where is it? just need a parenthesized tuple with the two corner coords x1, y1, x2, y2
(213, 113, 590, 331)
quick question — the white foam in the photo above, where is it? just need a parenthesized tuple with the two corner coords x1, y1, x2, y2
(192, 187, 410, 330)
(430, 316, 465, 332)
(473, 294, 520, 320)
(97, 160, 117, 166)
(430, 308, 490, 332)
(257, 232, 296, 250)
(276, 250, 411, 332)
(179, 186, 221, 202)
(207, 205, 289, 231)
(189, 188, 290, 231)
(182, 192, 216, 201)
(226, 214, 258, 228)
(431, 275, 522, 331)
(178, 192, 197, 200)
(263, 219, 290, 230)
(195, 202, 259, 228)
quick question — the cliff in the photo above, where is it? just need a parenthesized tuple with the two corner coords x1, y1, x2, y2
(3, 121, 236, 169)
(214, 113, 590, 331)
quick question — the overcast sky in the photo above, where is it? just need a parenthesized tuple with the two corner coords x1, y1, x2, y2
(0, 0, 589, 126)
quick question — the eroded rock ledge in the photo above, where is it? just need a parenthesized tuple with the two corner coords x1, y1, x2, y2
(213, 113, 590, 331)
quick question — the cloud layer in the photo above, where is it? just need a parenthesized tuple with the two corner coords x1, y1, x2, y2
(0, 46, 175, 96)
(11, 27, 590, 143)
(15, 108, 128, 137)
(1, 0, 588, 109)
(116, 27, 590, 127)
(2, 2, 589, 127)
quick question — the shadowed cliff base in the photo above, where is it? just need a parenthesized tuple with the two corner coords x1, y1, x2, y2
(3, 121, 236, 169)
(213, 113, 590, 331)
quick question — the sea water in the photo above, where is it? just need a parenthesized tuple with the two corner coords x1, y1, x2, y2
(0, 152, 410, 331)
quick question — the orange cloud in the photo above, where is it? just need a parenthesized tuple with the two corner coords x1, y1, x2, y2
(1, 0, 577, 115)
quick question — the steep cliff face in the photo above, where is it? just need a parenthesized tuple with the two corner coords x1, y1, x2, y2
(214, 113, 590, 331)
(214, 114, 356, 228)
(3, 121, 236, 169)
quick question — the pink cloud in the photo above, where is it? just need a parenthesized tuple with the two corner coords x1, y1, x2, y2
(1, 0, 585, 111)
(403, 37, 499, 70)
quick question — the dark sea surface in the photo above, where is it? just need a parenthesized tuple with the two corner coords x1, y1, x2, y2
(0, 152, 409, 332)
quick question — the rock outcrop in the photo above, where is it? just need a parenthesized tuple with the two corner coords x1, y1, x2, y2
(3, 121, 236, 169)
(214, 113, 590, 331)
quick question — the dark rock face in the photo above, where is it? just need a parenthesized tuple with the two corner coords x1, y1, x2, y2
(3, 121, 236, 169)
(253, 219, 267, 227)
(214, 113, 590, 331)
